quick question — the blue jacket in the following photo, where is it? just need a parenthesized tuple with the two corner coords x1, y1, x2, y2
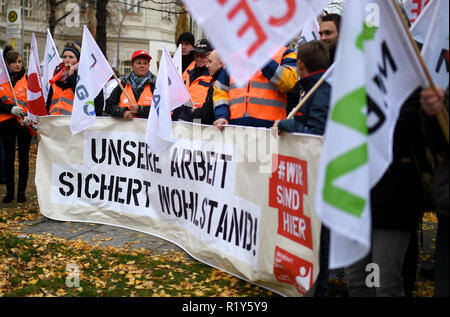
(277, 70, 330, 136)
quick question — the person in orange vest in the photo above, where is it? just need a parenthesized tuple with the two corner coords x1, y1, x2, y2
(45, 42, 104, 116)
(0, 46, 33, 203)
(173, 39, 214, 121)
(105, 50, 156, 120)
(213, 46, 298, 129)
(176, 32, 195, 73)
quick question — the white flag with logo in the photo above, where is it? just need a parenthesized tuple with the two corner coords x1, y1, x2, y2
(42, 29, 61, 103)
(411, 0, 449, 89)
(315, 0, 427, 269)
(403, 0, 431, 24)
(70, 26, 113, 135)
(182, 0, 330, 86)
(146, 47, 190, 153)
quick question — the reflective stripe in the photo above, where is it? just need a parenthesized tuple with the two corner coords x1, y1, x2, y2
(60, 97, 74, 105)
(198, 80, 212, 88)
(248, 97, 285, 108)
(17, 100, 27, 107)
(213, 99, 229, 109)
(272, 65, 285, 83)
(0, 96, 11, 103)
(250, 81, 279, 91)
(229, 97, 246, 106)
(214, 81, 230, 92)
(49, 107, 72, 115)
(51, 98, 60, 106)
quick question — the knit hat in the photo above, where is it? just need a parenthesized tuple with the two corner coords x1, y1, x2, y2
(62, 42, 81, 61)
(177, 32, 195, 47)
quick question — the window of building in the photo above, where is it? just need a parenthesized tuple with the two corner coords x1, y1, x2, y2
(23, 43, 31, 68)
(120, 60, 131, 75)
(0, 0, 6, 13)
(22, 0, 33, 18)
(125, 0, 141, 14)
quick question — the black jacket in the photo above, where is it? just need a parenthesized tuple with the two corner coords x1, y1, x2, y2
(105, 72, 156, 119)
(371, 89, 427, 232)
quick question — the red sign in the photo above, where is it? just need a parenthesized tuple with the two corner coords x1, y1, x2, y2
(269, 154, 312, 249)
(273, 246, 314, 294)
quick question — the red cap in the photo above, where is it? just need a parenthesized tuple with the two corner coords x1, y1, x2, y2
(131, 50, 152, 62)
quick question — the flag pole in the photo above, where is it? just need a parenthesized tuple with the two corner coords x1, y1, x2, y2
(392, 0, 449, 144)
(112, 72, 135, 110)
(286, 64, 334, 120)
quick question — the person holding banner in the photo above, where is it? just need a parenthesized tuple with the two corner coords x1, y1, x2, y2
(46, 42, 104, 116)
(0, 46, 33, 203)
(105, 50, 156, 120)
(213, 46, 298, 129)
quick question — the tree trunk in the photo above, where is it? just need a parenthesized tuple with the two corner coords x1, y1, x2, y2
(49, 0, 57, 35)
(96, 0, 108, 55)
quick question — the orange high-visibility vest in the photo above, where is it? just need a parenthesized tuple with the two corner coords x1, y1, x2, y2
(0, 74, 28, 123)
(229, 47, 288, 121)
(48, 83, 74, 116)
(182, 61, 212, 108)
(118, 83, 153, 108)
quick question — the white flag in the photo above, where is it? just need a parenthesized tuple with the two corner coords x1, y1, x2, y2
(0, 52, 12, 86)
(183, 0, 330, 86)
(42, 29, 61, 103)
(411, 0, 449, 89)
(296, 18, 320, 48)
(315, 0, 427, 269)
(70, 26, 113, 135)
(173, 44, 183, 77)
(403, 0, 431, 24)
(27, 33, 48, 121)
(146, 47, 190, 153)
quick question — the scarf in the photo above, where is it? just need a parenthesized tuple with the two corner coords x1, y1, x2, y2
(128, 71, 153, 93)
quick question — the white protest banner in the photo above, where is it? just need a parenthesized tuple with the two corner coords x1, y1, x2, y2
(43, 29, 61, 103)
(36, 116, 322, 297)
(27, 33, 48, 121)
(297, 18, 320, 45)
(70, 26, 113, 135)
(173, 44, 183, 76)
(146, 47, 190, 153)
(182, 0, 330, 86)
(315, 0, 427, 269)
(0, 52, 12, 86)
(411, 0, 449, 89)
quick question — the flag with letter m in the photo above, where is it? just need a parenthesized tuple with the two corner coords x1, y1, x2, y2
(315, 0, 428, 269)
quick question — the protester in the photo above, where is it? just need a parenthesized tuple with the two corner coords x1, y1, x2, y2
(344, 89, 428, 297)
(319, 13, 341, 64)
(105, 50, 156, 120)
(275, 41, 331, 135)
(177, 32, 196, 73)
(213, 46, 298, 129)
(178, 50, 224, 124)
(173, 39, 214, 121)
(0, 46, 33, 203)
(420, 87, 449, 297)
(46, 42, 104, 116)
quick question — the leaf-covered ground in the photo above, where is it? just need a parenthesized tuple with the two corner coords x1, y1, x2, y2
(0, 144, 437, 297)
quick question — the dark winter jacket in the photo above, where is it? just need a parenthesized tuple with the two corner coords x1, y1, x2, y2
(105, 72, 156, 119)
(371, 89, 427, 232)
(278, 70, 331, 135)
(421, 87, 449, 218)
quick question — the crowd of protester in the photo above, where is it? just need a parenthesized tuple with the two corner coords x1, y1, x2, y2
(0, 11, 447, 297)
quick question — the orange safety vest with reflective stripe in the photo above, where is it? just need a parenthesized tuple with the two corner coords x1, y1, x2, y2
(182, 61, 212, 108)
(118, 83, 153, 108)
(48, 83, 74, 116)
(0, 74, 28, 123)
(229, 48, 287, 122)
